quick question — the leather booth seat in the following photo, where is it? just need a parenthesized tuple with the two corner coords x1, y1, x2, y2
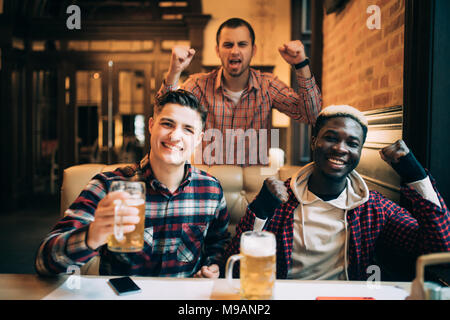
(60, 163, 302, 274)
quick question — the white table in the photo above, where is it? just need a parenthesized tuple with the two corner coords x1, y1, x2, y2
(0, 274, 411, 300)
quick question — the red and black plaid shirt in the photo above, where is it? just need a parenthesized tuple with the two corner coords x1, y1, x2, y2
(157, 67, 322, 165)
(226, 174, 450, 280)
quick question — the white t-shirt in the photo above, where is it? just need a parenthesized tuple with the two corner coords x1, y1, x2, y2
(223, 88, 244, 105)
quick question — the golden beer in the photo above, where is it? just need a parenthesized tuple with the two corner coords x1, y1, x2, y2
(226, 231, 276, 300)
(240, 253, 276, 300)
(107, 181, 146, 253)
(107, 198, 145, 252)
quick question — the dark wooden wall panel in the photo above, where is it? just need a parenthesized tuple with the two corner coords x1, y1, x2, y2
(357, 106, 403, 202)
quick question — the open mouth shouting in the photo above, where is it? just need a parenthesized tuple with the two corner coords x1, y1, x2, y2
(228, 58, 243, 72)
(229, 58, 242, 66)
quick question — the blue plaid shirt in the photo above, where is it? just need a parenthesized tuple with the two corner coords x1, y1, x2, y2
(36, 158, 230, 277)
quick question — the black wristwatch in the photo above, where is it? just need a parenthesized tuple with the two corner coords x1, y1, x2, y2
(293, 58, 310, 70)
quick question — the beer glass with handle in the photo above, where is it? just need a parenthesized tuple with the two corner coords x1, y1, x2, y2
(225, 231, 276, 300)
(108, 180, 146, 252)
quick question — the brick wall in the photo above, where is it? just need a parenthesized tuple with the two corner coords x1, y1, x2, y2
(322, 0, 405, 111)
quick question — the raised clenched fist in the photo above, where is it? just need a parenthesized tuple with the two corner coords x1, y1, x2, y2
(379, 139, 410, 165)
(264, 176, 289, 203)
(170, 46, 195, 74)
(278, 40, 307, 65)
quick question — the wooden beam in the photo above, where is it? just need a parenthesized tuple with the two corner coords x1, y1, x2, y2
(15, 19, 190, 40)
(183, 13, 211, 73)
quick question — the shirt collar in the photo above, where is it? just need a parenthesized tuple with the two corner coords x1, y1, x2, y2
(248, 68, 261, 91)
(214, 67, 260, 92)
(139, 154, 193, 193)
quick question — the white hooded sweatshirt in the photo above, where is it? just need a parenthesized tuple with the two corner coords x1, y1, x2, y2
(252, 162, 440, 280)
(286, 163, 369, 280)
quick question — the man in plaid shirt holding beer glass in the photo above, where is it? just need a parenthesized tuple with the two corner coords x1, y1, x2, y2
(36, 90, 230, 278)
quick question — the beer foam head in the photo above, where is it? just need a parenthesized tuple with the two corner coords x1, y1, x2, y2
(124, 198, 145, 206)
(241, 232, 276, 257)
(114, 198, 145, 206)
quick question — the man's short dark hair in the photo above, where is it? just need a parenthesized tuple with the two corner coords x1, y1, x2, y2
(216, 18, 255, 45)
(312, 105, 368, 143)
(155, 89, 207, 128)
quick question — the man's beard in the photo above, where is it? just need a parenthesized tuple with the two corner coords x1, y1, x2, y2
(228, 68, 247, 77)
(223, 60, 250, 78)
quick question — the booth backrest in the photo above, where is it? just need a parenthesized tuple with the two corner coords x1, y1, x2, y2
(60, 163, 303, 236)
(60, 163, 132, 215)
(60, 163, 302, 275)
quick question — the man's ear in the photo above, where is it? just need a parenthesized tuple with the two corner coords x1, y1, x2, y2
(148, 117, 154, 135)
(252, 44, 257, 58)
(310, 136, 317, 151)
(215, 44, 219, 58)
(195, 131, 204, 148)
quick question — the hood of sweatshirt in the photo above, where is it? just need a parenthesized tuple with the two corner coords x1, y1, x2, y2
(288, 162, 370, 280)
(290, 162, 369, 209)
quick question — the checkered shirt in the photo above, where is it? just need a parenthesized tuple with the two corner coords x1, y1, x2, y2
(36, 161, 230, 277)
(225, 175, 450, 280)
(157, 67, 322, 165)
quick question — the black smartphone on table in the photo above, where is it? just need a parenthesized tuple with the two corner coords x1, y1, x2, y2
(108, 276, 142, 296)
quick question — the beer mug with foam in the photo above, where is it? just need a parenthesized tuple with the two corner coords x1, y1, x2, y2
(225, 231, 276, 300)
(107, 180, 146, 252)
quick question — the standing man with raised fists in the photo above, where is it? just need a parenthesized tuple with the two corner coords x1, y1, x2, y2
(157, 17, 322, 166)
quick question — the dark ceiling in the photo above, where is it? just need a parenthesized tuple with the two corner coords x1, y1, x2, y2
(4, 0, 202, 21)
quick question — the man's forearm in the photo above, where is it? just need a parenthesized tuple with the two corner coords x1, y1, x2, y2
(295, 65, 312, 79)
(391, 152, 441, 207)
(35, 225, 98, 275)
(270, 73, 322, 125)
(165, 71, 182, 88)
(407, 177, 441, 208)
